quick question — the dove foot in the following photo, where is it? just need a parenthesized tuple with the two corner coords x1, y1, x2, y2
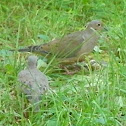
(60, 65, 80, 75)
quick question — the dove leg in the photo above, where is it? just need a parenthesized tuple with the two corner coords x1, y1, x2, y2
(59, 57, 85, 65)
(60, 63, 81, 75)
(58, 57, 85, 74)
(62, 66, 79, 75)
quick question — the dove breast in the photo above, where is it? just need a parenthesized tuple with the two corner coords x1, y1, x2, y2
(18, 68, 49, 99)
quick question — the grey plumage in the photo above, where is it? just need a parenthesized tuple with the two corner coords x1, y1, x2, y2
(15, 20, 104, 60)
(18, 55, 49, 111)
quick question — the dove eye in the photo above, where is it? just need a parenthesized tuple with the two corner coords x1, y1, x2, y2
(97, 23, 101, 26)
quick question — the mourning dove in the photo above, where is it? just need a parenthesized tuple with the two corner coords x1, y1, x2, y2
(18, 55, 49, 111)
(14, 20, 104, 64)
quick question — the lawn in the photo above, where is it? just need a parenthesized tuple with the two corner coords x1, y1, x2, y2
(0, 0, 126, 125)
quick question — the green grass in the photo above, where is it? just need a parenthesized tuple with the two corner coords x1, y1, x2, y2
(0, 0, 126, 125)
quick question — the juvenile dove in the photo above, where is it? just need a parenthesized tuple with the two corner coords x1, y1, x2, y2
(16, 20, 104, 64)
(18, 55, 49, 111)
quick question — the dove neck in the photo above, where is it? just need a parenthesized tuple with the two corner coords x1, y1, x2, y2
(27, 62, 37, 69)
(86, 27, 97, 34)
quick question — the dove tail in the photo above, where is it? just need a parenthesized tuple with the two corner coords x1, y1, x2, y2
(18, 48, 31, 52)
(10, 45, 49, 54)
(18, 46, 38, 52)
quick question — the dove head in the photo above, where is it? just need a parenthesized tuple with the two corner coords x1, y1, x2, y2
(27, 55, 38, 69)
(86, 20, 103, 31)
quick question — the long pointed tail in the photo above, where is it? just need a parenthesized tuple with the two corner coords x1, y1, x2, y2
(18, 46, 39, 52)
(18, 47, 32, 52)
(10, 45, 49, 54)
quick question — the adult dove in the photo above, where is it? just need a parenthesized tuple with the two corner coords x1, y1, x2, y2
(18, 55, 49, 111)
(16, 20, 104, 64)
